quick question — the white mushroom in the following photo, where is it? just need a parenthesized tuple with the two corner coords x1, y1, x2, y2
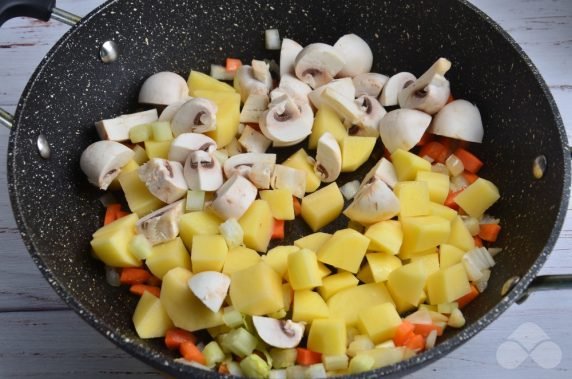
(209, 174, 258, 220)
(251, 59, 273, 89)
(159, 100, 189, 122)
(379, 72, 417, 107)
(271, 164, 306, 198)
(168, 133, 217, 163)
(239, 94, 270, 123)
(308, 77, 355, 109)
(135, 200, 184, 245)
(236, 65, 273, 102)
(248, 162, 275, 189)
(343, 178, 400, 224)
(95, 109, 158, 141)
(138, 71, 189, 106)
(379, 109, 432, 153)
(80, 140, 135, 190)
(259, 94, 313, 146)
(360, 158, 398, 190)
(429, 99, 484, 143)
(223, 153, 277, 178)
(320, 87, 364, 125)
(353, 73, 389, 98)
(252, 316, 305, 349)
(349, 95, 386, 137)
(294, 43, 345, 89)
(183, 150, 224, 191)
(314, 132, 342, 183)
(333, 34, 373, 78)
(280, 38, 303, 78)
(226, 138, 244, 157)
(238, 125, 272, 153)
(278, 74, 312, 104)
(171, 98, 217, 136)
(138, 158, 188, 204)
(398, 58, 451, 115)
(188, 271, 231, 313)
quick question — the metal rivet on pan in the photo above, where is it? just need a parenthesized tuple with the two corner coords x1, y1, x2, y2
(37, 134, 51, 159)
(501, 275, 520, 296)
(532, 155, 547, 179)
(100, 41, 119, 63)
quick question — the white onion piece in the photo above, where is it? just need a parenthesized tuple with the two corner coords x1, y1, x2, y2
(425, 330, 438, 349)
(105, 266, 121, 287)
(210, 64, 234, 81)
(479, 214, 500, 224)
(265, 29, 281, 50)
(488, 247, 503, 257)
(446, 154, 464, 177)
(405, 309, 433, 325)
(461, 216, 480, 236)
(340, 180, 361, 200)
(474, 268, 491, 293)
(431, 163, 449, 176)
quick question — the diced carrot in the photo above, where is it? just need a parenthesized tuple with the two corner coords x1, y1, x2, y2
(479, 223, 501, 242)
(404, 333, 425, 351)
(293, 197, 302, 217)
(218, 362, 230, 374)
(444, 190, 462, 210)
(454, 148, 483, 174)
(296, 348, 322, 366)
(418, 141, 449, 163)
(462, 171, 479, 184)
(473, 235, 484, 247)
(414, 323, 444, 337)
(457, 285, 479, 309)
(225, 58, 242, 72)
(393, 321, 416, 346)
(146, 275, 162, 287)
(271, 219, 285, 240)
(104, 204, 122, 225)
(129, 284, 161, 298)
(416, 132, 433, 146)
(120, 267, 152, 285)
(447, 94, 454, 104)
(439, 137, 458, 156)
(180, 341, 207, 365)
(116, 211, 130, 219)
(165, 328, 197, 350)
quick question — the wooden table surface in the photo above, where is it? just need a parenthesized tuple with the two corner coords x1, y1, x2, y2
(1, 0, 571, 377)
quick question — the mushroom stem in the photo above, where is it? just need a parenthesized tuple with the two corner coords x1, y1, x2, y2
(209, 174, 258, 220)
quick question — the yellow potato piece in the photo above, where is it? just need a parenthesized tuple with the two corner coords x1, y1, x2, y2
(387, 260, 428, 307)
(454, 178, 500, 218)
(364, 220, 403, 255)
(327, 282, 394, 326)
(263, 245, 299, 278)
(366, 252, 402, 283)
(357, 263, 374, 284)
(308, 318, 347, 356)
(309, 106, 347, 150)
(439, 244, 466, 269)
(191, 234, 228, 273)
(188, 70, 236, 95)
(179, 211, 222, 250)
(447, 216, 475, 252)
(222, 246, 261, 275)
(318, 271, 359, 300)
(146, 237, 192, 279)
(428, 201, 457, 222)
(195, 90, 241, 148)
(301, 182, 344, 232)
(144, 140, 171, 159)
(90, 227, 141, 268)
(229, 262, 284, 315)
(294, 232, 332, 252)
(92, 213, 138, 239)
(119, 170, 164, 217)
(109, 159, 139, 190)
(400, 216, 451, 255)
(239, 200, 274, 253)
(416, 171, 450, 204)
(259, 188, 296, 220)
(132, 291, 173, 339)
(282, 149, 321, 193)
(287, 249, 323, 291)
(317, 228, 370, 273)
(341, 136, 377, 172)
(292, 290, 330, 323)
(391, 149, 431, 181)
(394, 181, 430, 217)
(358, 303, 401, 344)
(426, 263, 471, 305)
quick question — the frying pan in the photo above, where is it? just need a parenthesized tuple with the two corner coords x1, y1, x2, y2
(1, 0, 571, 377)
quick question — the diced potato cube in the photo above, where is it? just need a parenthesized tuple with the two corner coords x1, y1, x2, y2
(222, 246, 261, 275)
(327, 282, 394, 326)
(132, 291, 173, 339)
(309, 106, 347, 149)
(119, 169, 165, 217)
(426, 263, 472, 305)
(318, 272, 359, 300)
(287, 249, 323, 290)
(259, 189, 295, 220)
(366, 252, 402, 282)
(357, 264, 374, 284)
(317, 229, 369, 273)
(341, 136, 377, 172)
(239, 200, 274, 252)
(357, 303, 402, 344)
(439, 244, 466, 269)
(132, 145, 149, 165)
(191, 234, 228, 273)
(355, 348, 404, 370)
(282, 149, 321, 193)
(129, 123, 151, 143)
(308, 318, 347, 356)
(428, 202, 457, 221)
(400, 216, 451, 254)
(188, 70, 236, 94)
(91, 228, 141, 268)
(294, 232, 332, 252)
(196, 90, 242, 148)
(179, 211, 222, 251)
(387, 284, 416, 314)
(409, 253, 440, 277)
(109, 159, 140, 190)
(144, 140, 171, 159)
(391, 149, 431, 181)
(317, 262, 331, 278)
(229, 262, 284, 315)
(416, 171, 450, 204)
(447, 216, 475, 252)
(150, 121, 173, 141)
(146, 237, 192, 279)
(394, 181, 430, 217)
(301, 183, 344, 232)
(292, 290, 330, 323)
(454, 178, 500, 218)
(282, 283, 293, 312)
(92, 213, 138, 239)
(364, 220, 402, 255)
(262, 245, 299, 278)
(387, 260, 428, 306)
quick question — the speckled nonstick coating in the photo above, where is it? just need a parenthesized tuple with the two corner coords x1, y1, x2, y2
(6, 0, 570, 377)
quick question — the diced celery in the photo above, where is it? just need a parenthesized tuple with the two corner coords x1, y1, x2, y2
(347, 335, 375, 357)
(437, 302, 459, 314)
(269, 369, 288, 379)
(129, 123, 151, 143)
(151, 121, 173, 141)
(270, 348, 298, 369)
(268, 309, 287, 319)
(203, 341, 226, 367)
(132, 144, 149, 165)
(240, 354, 271, 379)
(219, 218, 244, 248)
(322, 355, 349, 371)
(447, 308, 466, 328)
(207, 324, 231, 338)
(286, 365, 307, 379)
(220, 327, 258, 358)
(348, 355, 375, 374)
(186, 190, 206, 212)
(128, 234, 153, 260)
(305, 363, 327, 379)
(222, 306, 244, 328)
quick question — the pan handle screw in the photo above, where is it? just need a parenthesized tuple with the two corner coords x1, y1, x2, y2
(501, 275, 520, 297)
(37, 134, 51, 159)
(532, 155, 547, 179)
(100, 41, 119, 63)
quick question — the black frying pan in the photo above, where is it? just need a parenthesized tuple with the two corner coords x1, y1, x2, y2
(1, 0, 571, 377)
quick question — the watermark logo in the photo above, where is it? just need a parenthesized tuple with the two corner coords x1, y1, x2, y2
(496, 322, 562, 369)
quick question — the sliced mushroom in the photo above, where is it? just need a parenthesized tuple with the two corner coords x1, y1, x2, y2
(238, 125, 272, 153)
(236, 65, 273, 102)
(223, 153, 277, 178)
(138, 158, 188, 204)
(320, 87, 364, 125)
(333, 34, 373, 78)
(280, 38, 303, 78)
(379, 109, 432, 153)
(353, 73, 389, 98)
(168, 133, 217, 163)
(308, 77, 355, 109)
(343, 178, 400, 224)
(183, 150, 224, 191)
(360, 157, 398, 190)
(259, 94, 313, 146)
(349, 95, 386, 137)
(171, 98, 217, 136)
(429, 99, 484, 143)
(188, 271, 231, 313)
(251, 59, 273, 89)
(379, 72, 417, 107)
(278, 74, 312, 104)
(226, 137, 244, 157)
(159, 99, 191, 122)
(95, 109, 158, 141)
(135, 200, 184, 245)
(252, 316, 305, 349)
(294, 43, 345, 89)
(398, 58, 451, 115)
(248, 162, 275, 189)
(239, 94, 270, 123)
(209, 174, 258, 220)
(80, 140, 135, 190)
(314, 132, 342, 183)
(271, 164, 306, 198)
(138, 71, 189, 106)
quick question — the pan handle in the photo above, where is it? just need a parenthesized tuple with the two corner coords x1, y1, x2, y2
(0, 108, 13, 129)
(516, 274, 572, 304)
(0, 0, 80, 27)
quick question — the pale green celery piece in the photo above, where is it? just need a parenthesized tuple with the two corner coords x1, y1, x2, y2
(217, 333, 231, 354)
(129, 123, 151, 143)
(347, 335, 374, 357)
(437, 302, 459, 314)
(286, 365, 307, 379)
(132, 144, 149, 165)
(207, 324, 231, 338)
(269, 369, 287, 379)
(203, 341, 226, 367)
(305, 363, 327, 379)
(267, 309, 287, 319)
(348, 354, 375, 374)
(222, 306, 244, 328)
(151, 121, 173, 141)
(224, 327, 258, 358)
(269, 348, 297, 369)
(240, 354, 271, 379)
(128, 234, 153, 260)
(186, 190, 206, 212)
(322, 355, 349, 371)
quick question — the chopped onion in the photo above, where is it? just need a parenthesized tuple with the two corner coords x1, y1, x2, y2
(447, 308, 466, 328)
(479, 214, 500, 224)
(219, 218, 244, 249)
(340, 180, 361, 200)
(446, 154, 464, 177)
(461, 215, 480, 236)
(269, 369, 287, 379)
(210, 64, 235, 81)
(474, 268, 491, 292)
(405, 309, 433, 325)
(425, 330, 437, 349)
(450, 174, 469, 192)
(488, 247, 503, 257)
(265, 29, 281, 50)
(186, 190, 206, 212)
(105, 266, 121, 287)
(347, 335, 375, 357)
(431, 162, 449, 176)
(305, 363, 327, 379)
(174, 358, 212, 371)
(462, 254, 484, 281)
(428, 310, 449, 323)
